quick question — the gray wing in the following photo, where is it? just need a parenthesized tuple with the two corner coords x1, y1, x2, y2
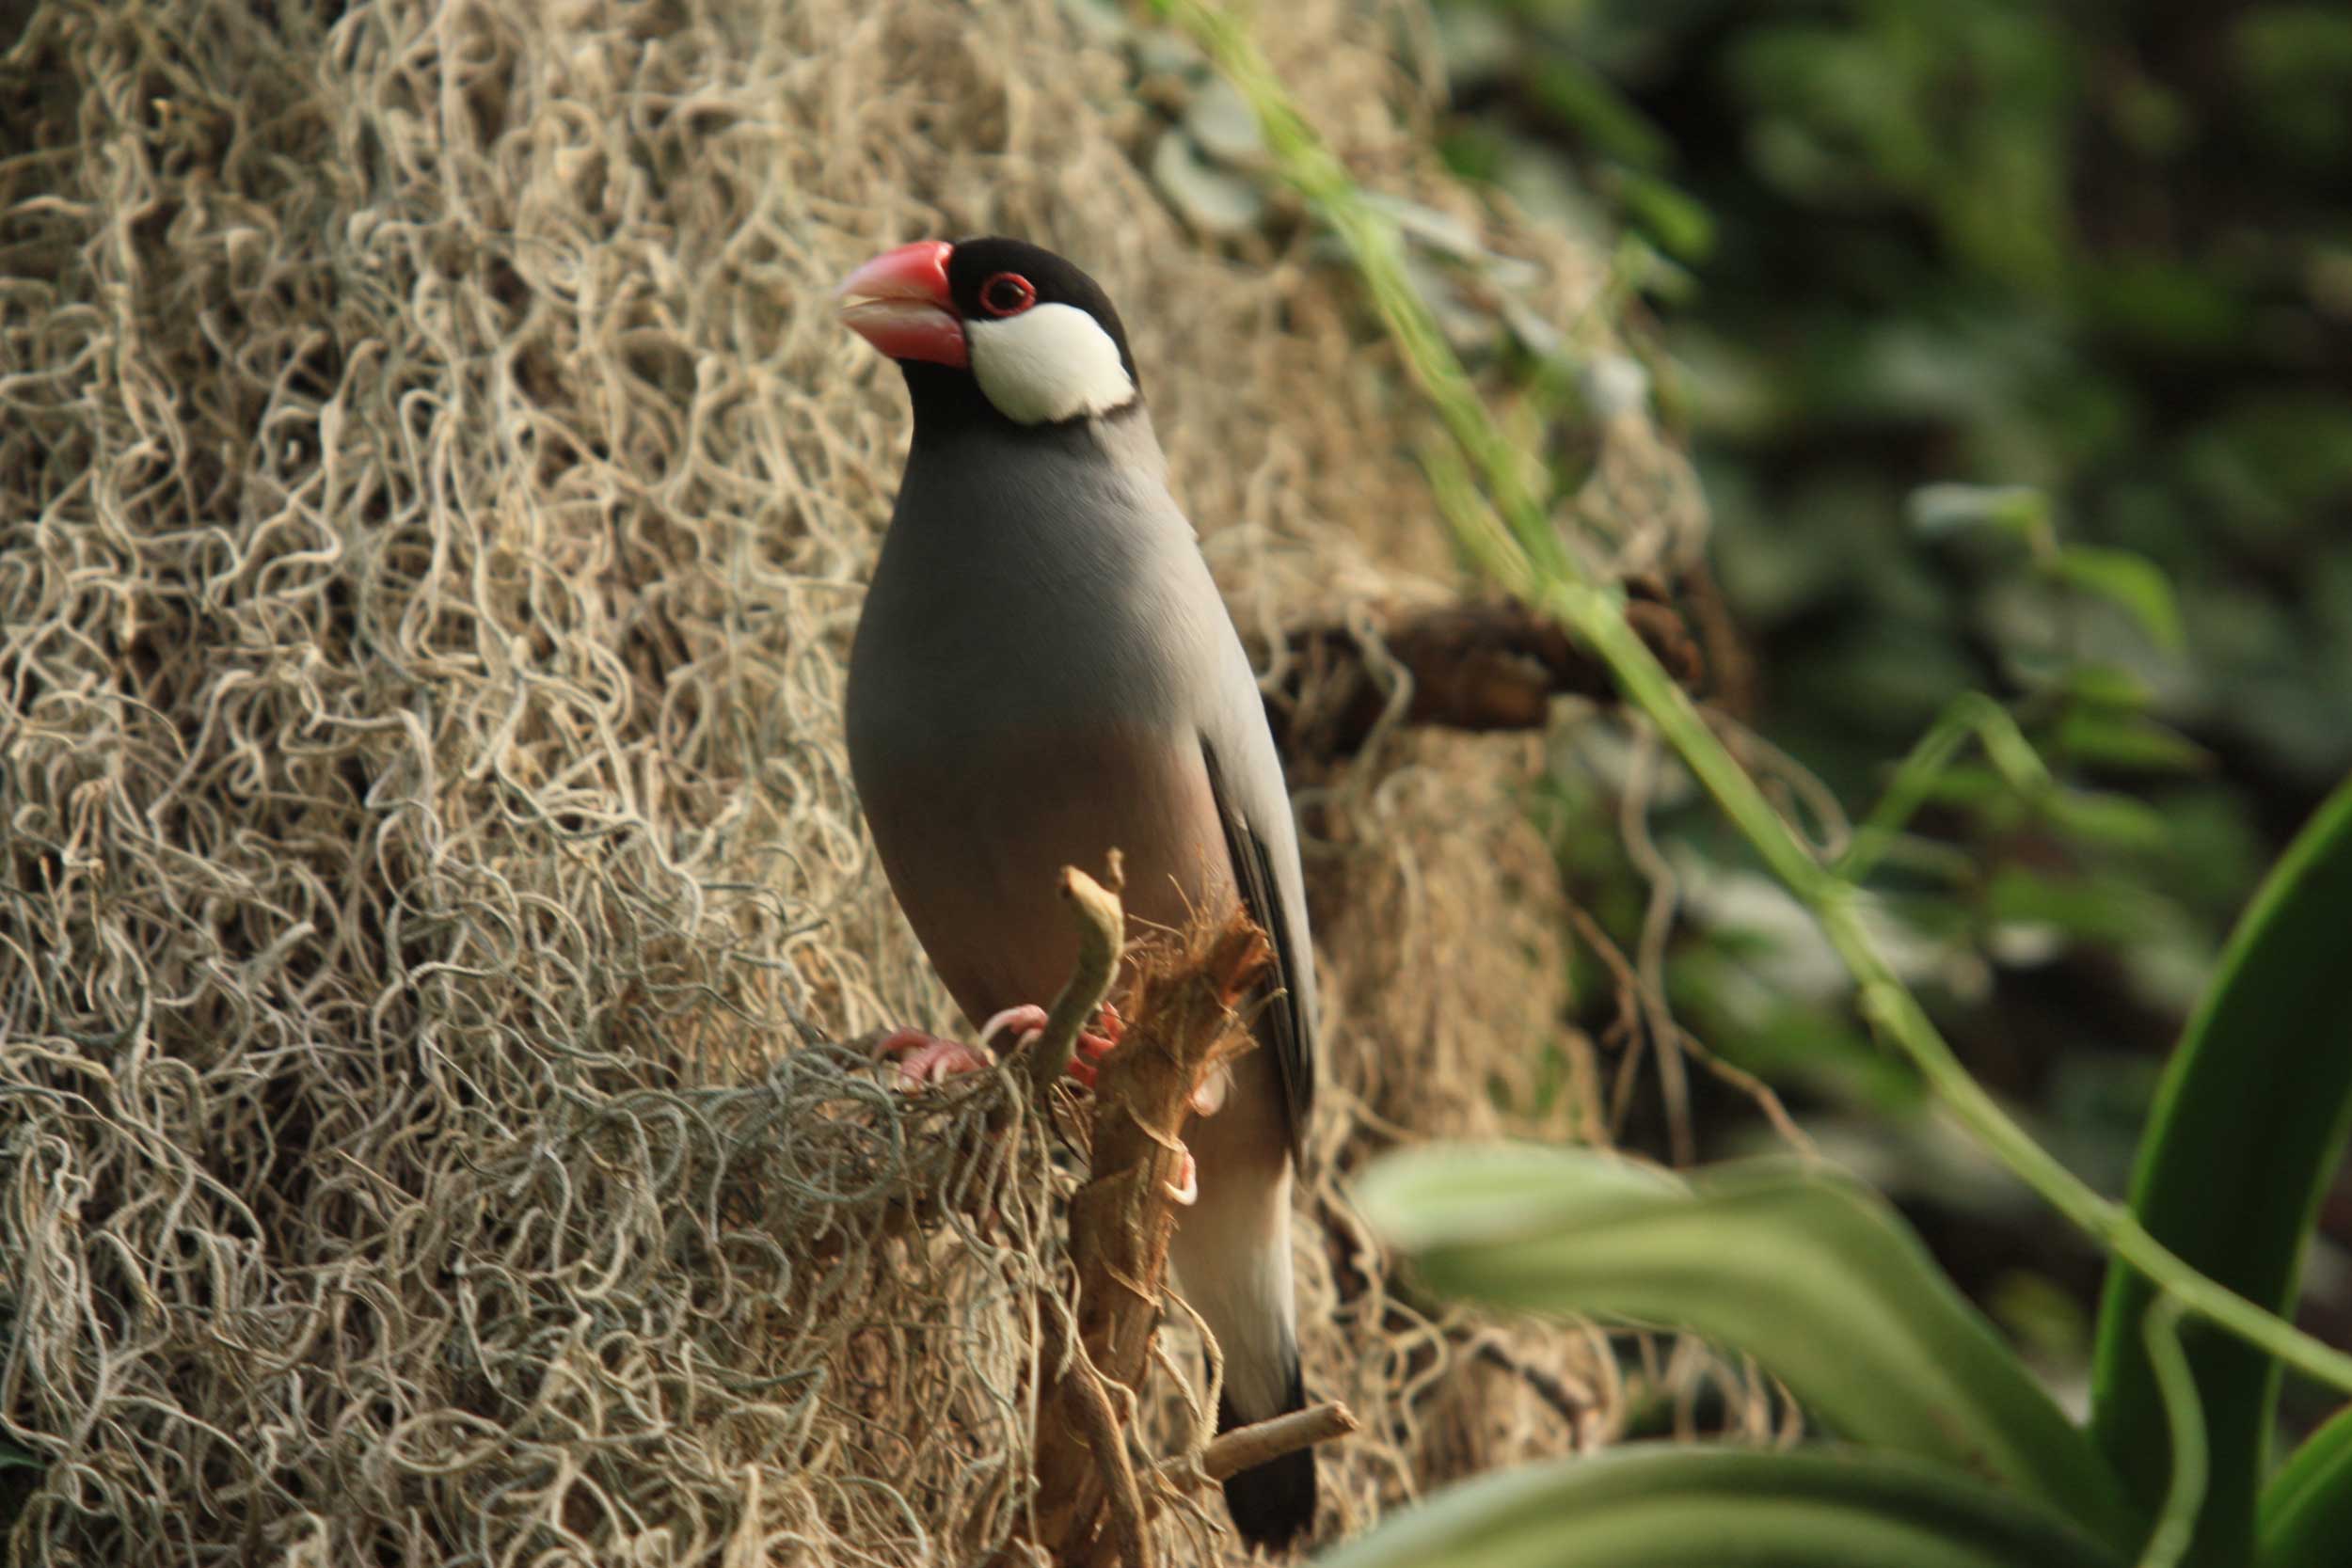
(1200, 733, 1316, 1165)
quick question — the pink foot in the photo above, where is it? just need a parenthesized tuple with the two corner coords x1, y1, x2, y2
(876, 1003, 1124, 1093)
(977, 1004, 1051, 1051)
(1063, 1002, 1123, 1089)
(980, 1002, 1121, 1088)
(877, 1028, 995, 1091)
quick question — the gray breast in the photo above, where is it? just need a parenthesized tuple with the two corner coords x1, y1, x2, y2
(844, 419, 1237, 1021)
(847, 423, 1214, 767)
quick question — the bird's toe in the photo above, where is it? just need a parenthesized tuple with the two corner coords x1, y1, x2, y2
(977, 1003, 1052, 1050)
(877, 1029, 997, 1091)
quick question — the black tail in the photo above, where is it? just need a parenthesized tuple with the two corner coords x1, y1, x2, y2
(1216, 1364, 1318, 1554)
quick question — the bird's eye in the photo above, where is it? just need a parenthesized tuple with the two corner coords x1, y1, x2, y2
(978, 272, 1036, 318)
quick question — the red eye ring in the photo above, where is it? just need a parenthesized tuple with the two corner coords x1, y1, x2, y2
(978, 272, 1036, 318)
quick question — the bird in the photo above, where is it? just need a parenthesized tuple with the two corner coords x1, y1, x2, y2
(836, 236, 1321, 1552)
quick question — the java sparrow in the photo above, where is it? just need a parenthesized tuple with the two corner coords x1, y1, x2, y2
(836, 237, 1320, 1551)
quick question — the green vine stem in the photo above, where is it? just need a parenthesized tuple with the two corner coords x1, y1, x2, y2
(1156, 0, 2352, 1399)
(2137, 1295, 2206, 1568)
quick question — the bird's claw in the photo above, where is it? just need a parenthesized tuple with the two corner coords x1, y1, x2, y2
(877, 1028, 996, 1091)
(873, 1005, 1047, 1093)
(884, 1003, 1122, 1094)
(1162, 1149, 1199, 1206)
(883, 1006, 1229, 1121)
(977, 1003, 1052, 1051)
(980, 1002, 1120, 1087)
(1063, 1002, 1122, 1088)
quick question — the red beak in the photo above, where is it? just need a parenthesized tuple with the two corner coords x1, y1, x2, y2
(835, 241, 966, 369)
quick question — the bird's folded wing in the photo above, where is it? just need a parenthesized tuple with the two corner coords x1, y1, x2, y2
(1200, 736, 1315, 1164)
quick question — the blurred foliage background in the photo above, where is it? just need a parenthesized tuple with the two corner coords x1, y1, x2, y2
(1428, 0, 2352, 1424)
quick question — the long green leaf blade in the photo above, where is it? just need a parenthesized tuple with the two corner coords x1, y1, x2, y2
(1359, 1144, 2140, 1550)
(2090, 774, 2352, 1564)
(2257, 1404, 2352, 1568)
(1316, 1445, 2128, 1568)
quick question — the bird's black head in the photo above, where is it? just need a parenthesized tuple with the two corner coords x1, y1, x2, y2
(836, 236, 1141, 428)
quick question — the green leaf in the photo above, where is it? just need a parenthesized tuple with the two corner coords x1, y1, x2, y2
(1358, 1144, 2141, 1551)
(1315, 1445, 2129, 1568)
(1907, 483, 2053, 544)
(1528, 55, 1674, 170)
(2043, 788, 2175, 852)
(2090, 774, 2352, 1566)
(2060, 663, 2156, 710)
(1985, 866, 2160, 945)
(2258, 1404, 2352, 1568)
(1618, 172, 1716, 262)
(2046, 546, 2185, 653)
(2138, 1296, 2208, 1568)
(2054, 710, 2212, 775)
(1361, 1144, 1683, 1254)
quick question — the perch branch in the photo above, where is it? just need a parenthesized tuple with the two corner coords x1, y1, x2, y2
(1015, 857, 1127, 1106)
(1199, 1402, 1359, 1483)
(1064, 1358, 1152, 1568)
(1266, 586, 1701, 763)
(1027, 882, 1275, 1565)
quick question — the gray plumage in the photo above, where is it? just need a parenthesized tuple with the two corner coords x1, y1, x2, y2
(842, 240, 1320, 1551)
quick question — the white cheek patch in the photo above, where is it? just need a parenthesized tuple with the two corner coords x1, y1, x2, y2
(966, 303, 1136, 424)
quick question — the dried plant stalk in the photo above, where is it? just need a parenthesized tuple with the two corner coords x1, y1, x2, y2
(1268, 586, 1704, 762)
(1026, 878, 1274, 1564)
(1199, 1402, 1360, 1484)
